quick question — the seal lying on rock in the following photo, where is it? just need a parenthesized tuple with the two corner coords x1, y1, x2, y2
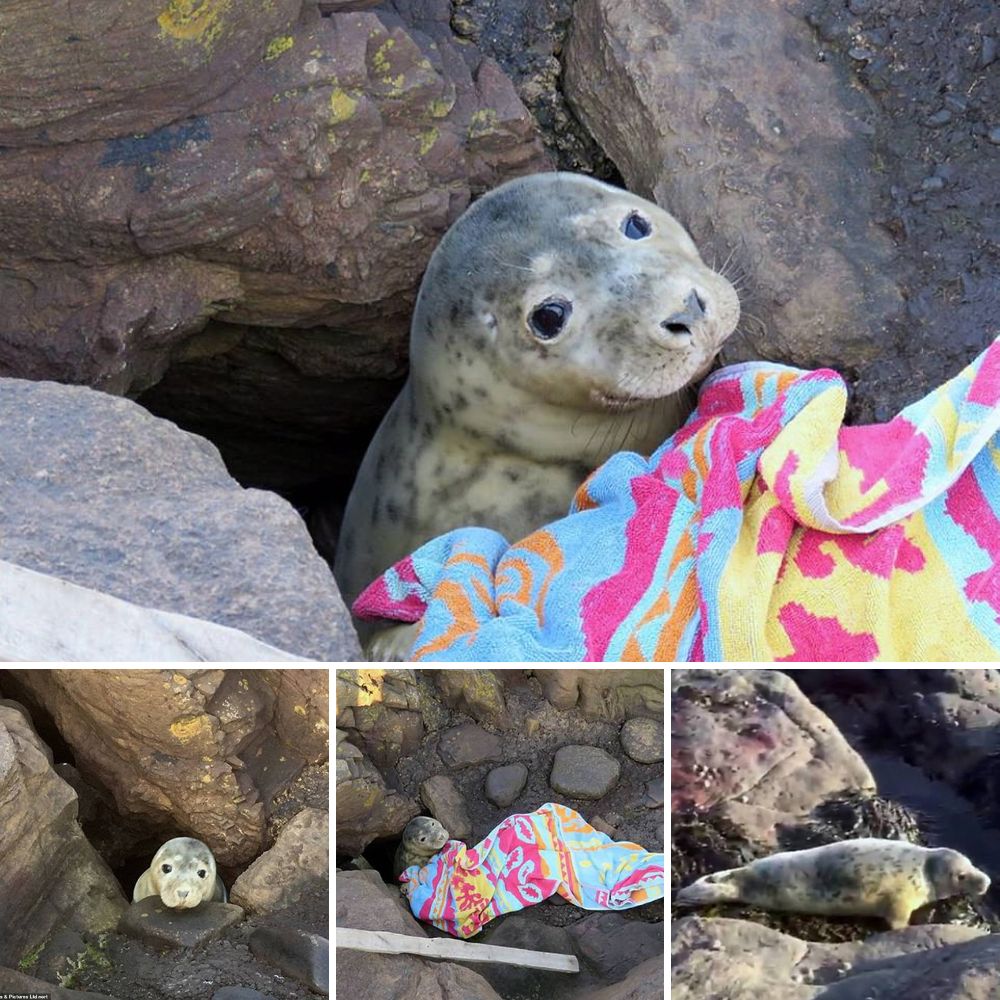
(335, 171, 741, 615)
(675, 838, 990, 929)
(133, 837, 227, 909)
(393, 816, 450, 880)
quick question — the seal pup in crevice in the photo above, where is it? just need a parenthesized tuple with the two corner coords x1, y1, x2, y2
(133, 837, 227, 910)
(393, 815, 450, 880)
(675, 838, 990, 929)
(334, 172, 741, 622)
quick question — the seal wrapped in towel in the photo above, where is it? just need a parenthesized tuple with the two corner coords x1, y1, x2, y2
(397, 802, 664, 938)
(357, 336, 1000, 661)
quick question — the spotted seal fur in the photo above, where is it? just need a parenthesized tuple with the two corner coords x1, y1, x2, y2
(334, 172, 740, 620)
(133, 837, 227, 910)
(675, 838, 990, 928)
(393, 816, 450, 880)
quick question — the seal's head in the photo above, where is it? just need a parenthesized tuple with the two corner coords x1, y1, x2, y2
(148, 837, 218, 909)
(411, 172, 739, 450)
(403, 816, 449, 856)
(925, 848, 991, 901)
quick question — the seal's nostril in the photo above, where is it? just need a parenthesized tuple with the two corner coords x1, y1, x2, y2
(661, 289, 706, 336)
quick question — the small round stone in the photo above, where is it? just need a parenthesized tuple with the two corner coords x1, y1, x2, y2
(549, 745, 620, 799)
(485, 763, 528, 807)
(620, 717, 664, 764)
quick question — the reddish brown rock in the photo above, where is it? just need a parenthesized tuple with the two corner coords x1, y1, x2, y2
(3, 670, 329, 866)
(0, 0, 302, 146)
(0, 702, 127, 967)
(564, 0, 902, 372)
(0, 1, 549, 491)
(671, 669, 875, 846)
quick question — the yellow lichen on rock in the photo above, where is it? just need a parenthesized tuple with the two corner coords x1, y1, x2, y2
(265, 35, 294, 61)
(169, 714, 213, 742)
(156, 0, 232, 52)
(329, 88, 359, 124)
(372, 38, 396, 75)
(418, 128, 439, 155)
(429, 97, 454, 118)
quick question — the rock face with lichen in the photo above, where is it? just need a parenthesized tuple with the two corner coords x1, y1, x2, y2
(0, 0, 549, 494)
(2, 669, 328, 866)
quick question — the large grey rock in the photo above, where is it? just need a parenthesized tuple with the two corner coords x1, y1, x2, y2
(249, 928, 329, 995)
(0, 378, 358, 660)
(550, 746, 621, 800)
(0, 559, 305, 661)
(0, 703, 127, 967)
(577, 955, 663, 1000)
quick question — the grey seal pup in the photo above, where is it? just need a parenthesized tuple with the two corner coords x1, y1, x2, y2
(133, 836, 227, 909)
(335, 172, 741, 624)
(393, 816, 450, 880)
(675, 838, 990, 929)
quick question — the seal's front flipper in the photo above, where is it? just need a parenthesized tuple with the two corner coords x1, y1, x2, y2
(366, 622, 421, 662)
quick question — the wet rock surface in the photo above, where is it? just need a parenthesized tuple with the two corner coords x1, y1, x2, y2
(337, 668, 663, 1000)
(672, 668, 1000, 997)
(671, 669, 875, 847)
(672, 916, 995, 1000)
(249, 927, 329, 995)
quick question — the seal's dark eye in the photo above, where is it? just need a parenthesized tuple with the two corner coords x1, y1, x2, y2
(161, 864, 172, 874)
(197, 869, 207, 878)
(622, 211, 652, 239)
(529, 298, 571, 340)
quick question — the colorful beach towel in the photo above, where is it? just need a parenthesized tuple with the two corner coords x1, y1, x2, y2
(398, 802, 664, 938)
(357, 338, 1000, 661)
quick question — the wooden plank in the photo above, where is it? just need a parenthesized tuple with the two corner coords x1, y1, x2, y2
(336, 927, 579, 973)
